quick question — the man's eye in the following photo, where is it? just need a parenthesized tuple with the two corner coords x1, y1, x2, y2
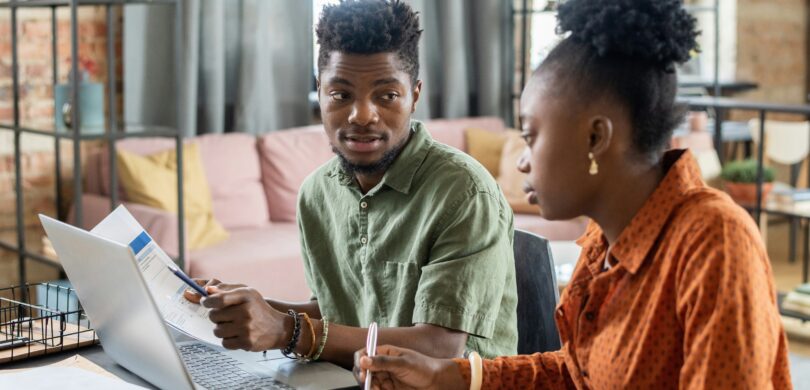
(381, 93, 399, 101)
(522, 134, 533, 144)
(330, 92, 349, 101)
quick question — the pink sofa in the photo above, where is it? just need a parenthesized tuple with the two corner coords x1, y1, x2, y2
(78, 117, 587, 301)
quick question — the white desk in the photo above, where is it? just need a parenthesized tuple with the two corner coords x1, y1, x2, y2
(1, 337, 357, 389)
(2, 345, 153, 388)
(549, 240, 582, 287)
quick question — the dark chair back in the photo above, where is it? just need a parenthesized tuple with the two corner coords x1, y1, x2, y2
(513, 229, 562, 354)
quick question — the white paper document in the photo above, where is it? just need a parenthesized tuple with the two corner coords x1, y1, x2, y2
(91, 205, 220, 346)
(0, 366, 146, 390)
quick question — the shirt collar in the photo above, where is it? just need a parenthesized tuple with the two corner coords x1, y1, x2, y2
(577, 149, 705, 274)
(328, 120, 432, 195)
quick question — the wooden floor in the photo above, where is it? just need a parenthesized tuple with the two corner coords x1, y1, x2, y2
(767, 220, 810, 357)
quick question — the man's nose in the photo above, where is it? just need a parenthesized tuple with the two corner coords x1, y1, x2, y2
(348, 100, 380, 127)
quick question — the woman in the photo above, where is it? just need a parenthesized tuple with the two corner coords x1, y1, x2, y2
(353, 0, 793, 388)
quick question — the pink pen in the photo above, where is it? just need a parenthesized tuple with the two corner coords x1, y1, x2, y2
(364, 322, 378, 390)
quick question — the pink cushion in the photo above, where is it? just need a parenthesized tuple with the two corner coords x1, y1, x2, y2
(513, 214, 589, 241)
(257, 126, 334, 222)
(423, 117, 506, 151)
(84, 147, 106, 196)
(195, 134, 269, 229)
(96, 135, 269, 230)
(188, 223, 311, 301)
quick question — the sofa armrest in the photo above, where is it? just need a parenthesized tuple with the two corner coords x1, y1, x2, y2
(73, 194, 188, 267)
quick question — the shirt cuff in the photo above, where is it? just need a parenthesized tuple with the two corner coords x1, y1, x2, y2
(412, 302, 496, 339)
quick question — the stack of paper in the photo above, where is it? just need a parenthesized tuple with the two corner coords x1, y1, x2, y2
(0, 355, 147, 389)
(90, 206, 220, 346)
(783, 283, 810, 316)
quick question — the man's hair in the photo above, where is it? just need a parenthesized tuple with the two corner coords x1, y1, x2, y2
(540, 0, 700, 157)
(316, 0, 422, 83)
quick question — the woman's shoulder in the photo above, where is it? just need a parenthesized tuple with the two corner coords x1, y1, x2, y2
(669, 185, 765, 252)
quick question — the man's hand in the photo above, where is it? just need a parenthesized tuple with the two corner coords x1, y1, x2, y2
(183, 278, 245, 304)
(201, 286, 293, 352)
(353, 345, 466, 390)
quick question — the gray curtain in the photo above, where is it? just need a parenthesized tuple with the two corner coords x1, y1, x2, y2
(409, 0, 510, 120)
(124, 0, 313, 137)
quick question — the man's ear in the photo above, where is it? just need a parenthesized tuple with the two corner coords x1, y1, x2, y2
(588, 115, 614, 158)
(316, 77, 323, 104)
(411, 80, 422, 113)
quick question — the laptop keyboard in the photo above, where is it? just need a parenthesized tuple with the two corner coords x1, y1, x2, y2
(179, 343, 296, 390)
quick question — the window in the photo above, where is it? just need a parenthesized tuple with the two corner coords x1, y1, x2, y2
(309, 0, 341, 114)
(313, 0, 341, 77)
(513, 0, 737, 94)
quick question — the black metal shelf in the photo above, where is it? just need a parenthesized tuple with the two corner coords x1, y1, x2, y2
(0, 239, 60, 268)
(684, 97, 810, 283)
(0, 123, 181, 140)
(680, 96, 810, 116)
(0, 0, 175, 8)
(4, 0, 185, 288)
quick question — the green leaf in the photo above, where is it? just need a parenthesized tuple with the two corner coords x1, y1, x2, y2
(720, 159, 775, 183)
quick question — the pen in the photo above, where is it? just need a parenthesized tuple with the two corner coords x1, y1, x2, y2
(168, 265, 208, 298)
(364, 322, 378, 390)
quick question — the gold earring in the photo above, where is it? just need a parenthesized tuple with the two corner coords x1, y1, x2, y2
(589, 152, 598, 176)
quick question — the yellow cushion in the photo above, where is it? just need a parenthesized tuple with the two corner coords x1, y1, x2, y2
(117, 143, 229, 250)
(465, 127, 508, 178)
(496, 130, 538, 215)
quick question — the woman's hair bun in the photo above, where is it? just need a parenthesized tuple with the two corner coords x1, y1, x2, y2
(556, 0, 700, 69)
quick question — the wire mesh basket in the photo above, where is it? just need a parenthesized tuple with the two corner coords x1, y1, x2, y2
(0, 282, 98, 364)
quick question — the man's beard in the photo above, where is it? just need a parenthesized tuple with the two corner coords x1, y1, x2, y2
(332, 135, 410, 176)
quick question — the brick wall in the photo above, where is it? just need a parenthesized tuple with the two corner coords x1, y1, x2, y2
(734, 0, 808, 120)
(0, 6, 118, 287)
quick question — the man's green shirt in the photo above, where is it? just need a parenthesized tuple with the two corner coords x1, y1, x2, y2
(297, 121, 518, 357)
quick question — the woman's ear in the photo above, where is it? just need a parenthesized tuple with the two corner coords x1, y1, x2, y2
(588, 115, 614, 157)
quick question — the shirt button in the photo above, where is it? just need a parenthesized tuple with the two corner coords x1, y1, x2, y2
(585, 312, 596, 321)
(360, 236, 368, 244)
(360, 201, 368, 209)
(582, 370, 589, 378)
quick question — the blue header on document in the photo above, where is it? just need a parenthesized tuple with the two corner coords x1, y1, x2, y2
(128, 231, 152, 254)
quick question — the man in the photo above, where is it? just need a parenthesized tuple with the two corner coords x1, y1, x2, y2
(187, 0, 517, 368)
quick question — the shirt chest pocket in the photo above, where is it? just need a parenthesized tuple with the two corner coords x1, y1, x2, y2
(377, 261, 420, 323)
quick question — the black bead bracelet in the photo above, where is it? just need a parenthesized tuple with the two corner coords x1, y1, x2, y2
(281, 309, 301, 359)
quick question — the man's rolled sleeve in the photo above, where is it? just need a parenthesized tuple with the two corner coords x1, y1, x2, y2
(413, 189, 514, 339)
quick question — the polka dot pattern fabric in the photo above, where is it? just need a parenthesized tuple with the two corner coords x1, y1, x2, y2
(455, 149, 792, 389)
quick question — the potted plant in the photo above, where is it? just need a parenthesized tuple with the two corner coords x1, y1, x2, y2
(721, 159, 775, 206)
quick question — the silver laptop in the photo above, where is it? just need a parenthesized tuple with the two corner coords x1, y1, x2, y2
(39, 215, 356, 390)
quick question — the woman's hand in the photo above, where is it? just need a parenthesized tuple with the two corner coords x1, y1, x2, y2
(353, 345, 467, 390)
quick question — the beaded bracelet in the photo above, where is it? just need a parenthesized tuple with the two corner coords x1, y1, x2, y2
(312, 317, 329, 361)
(281, 309, 301, 359)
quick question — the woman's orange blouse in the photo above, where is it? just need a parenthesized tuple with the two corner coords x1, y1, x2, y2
(457, 149, 792, 389)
